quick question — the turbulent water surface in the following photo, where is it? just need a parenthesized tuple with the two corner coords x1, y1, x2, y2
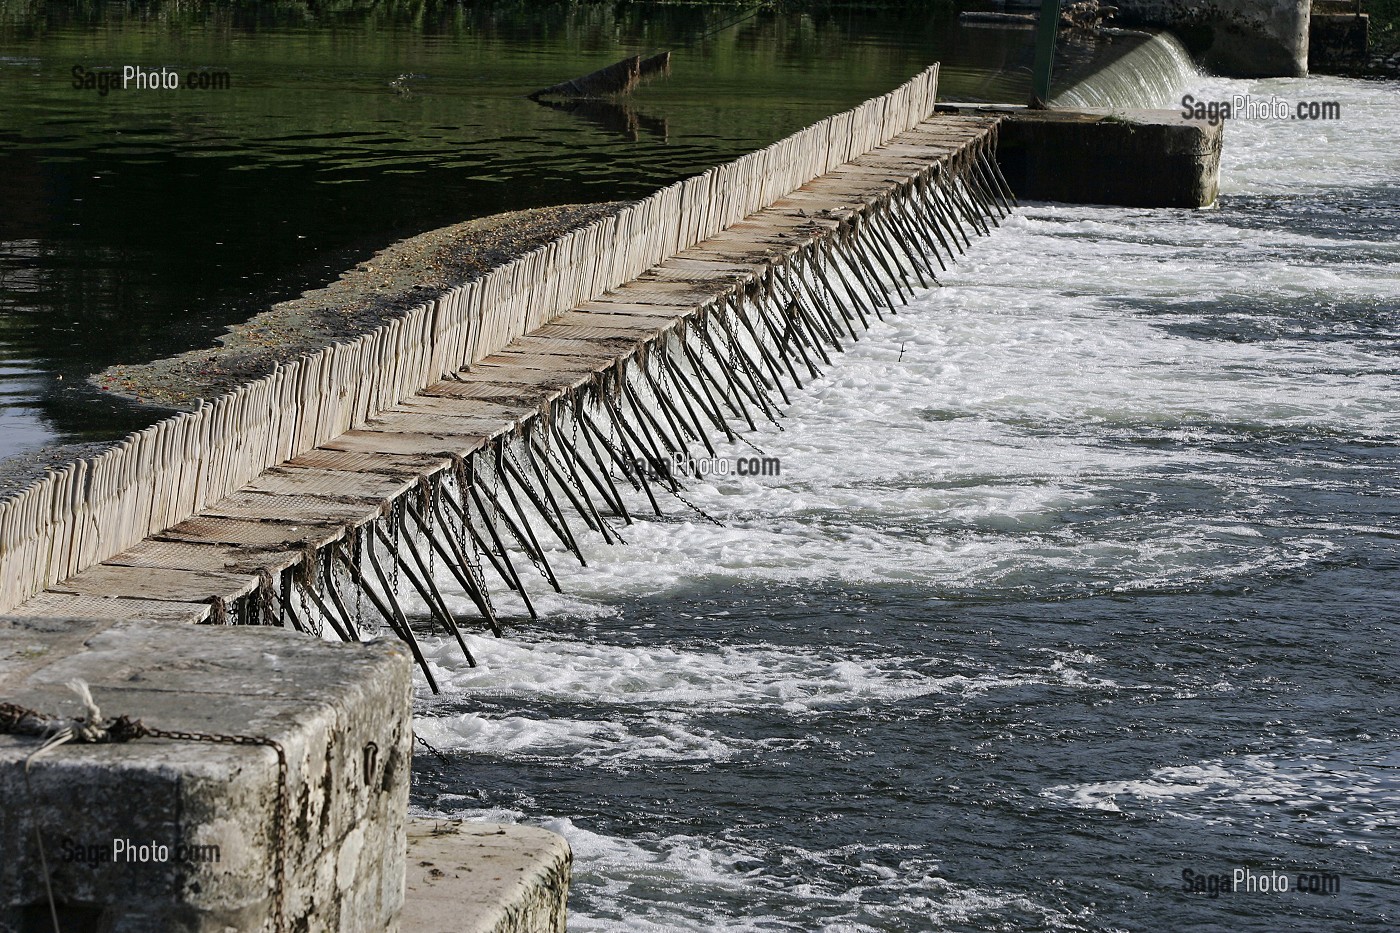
(409, 71, 1400, 932)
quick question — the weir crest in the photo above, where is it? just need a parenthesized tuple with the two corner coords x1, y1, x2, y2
(0, 67, 1011, 693)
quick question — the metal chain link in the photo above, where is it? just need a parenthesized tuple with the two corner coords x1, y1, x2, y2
(2, 702, 290, 933)
(485, 453, 552, 586)
(143, 727, 289, 933)
(544, 423, 626, 545)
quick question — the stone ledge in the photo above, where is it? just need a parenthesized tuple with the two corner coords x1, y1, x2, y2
(401, 821, 571, 933)
(939, 104, 1223, 209)
(0, 616, 412, 933)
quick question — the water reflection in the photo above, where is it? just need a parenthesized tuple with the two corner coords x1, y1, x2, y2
(0, 0, 1143, 459)
(534, 97, 668, 142)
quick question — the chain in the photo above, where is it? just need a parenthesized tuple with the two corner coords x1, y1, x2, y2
(455, 485, 494, 614)
(144, 727, 289, 933)
(3, 699, 290, 933)
(663, 483, 725, 527)
(574, 389, 726, 528)
(692, 320, 770, 456)
(389, 503, 402, 594)
(485, 454, 552, 586)
(507, 441, 548, 524)
(451, 473, 477, 583)
(350, 536, 363, 630)
(544, 427, 625, 545)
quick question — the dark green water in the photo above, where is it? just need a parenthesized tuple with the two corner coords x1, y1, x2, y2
(0, 0, 1150, 460)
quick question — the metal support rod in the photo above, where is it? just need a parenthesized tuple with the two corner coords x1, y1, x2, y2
(848, 221, 905, 308)
(833, 230, 891, 319)
(694, 319, 761, 430)
(779, 258, 843, 351)
(813, 238, 870, 329)
(696, 314, 770, 425)
(752, 283, 820, 381)
(374, 521, 476, 667)
(364, 532, 441, 690)
(641, 352, 707, 455)
(557, 412, 633, 523)
(859, 211, 914, 303)
(484, 451, 563, 593)
(728, 293, 792, 404)
(933, 171, 974, 248)
(322, 554, 362, 641)
(336, 540, 440, 693)
(438, 478, 520, 596)
(982, 143, 1019, 208)
(711, 302, 782, 423)
(398, 506, 480, 649)
(873, 198, 932, 288)
(593, 395, 665, 515)
(667, 336, 739, 441)
(618, 375, 683, 483)
(891, 186, 946, 275)
(532, 431, 614, 542)
(908, 179, 955, 270)
(410, 497, 504, 636)
(463, 472, 544, 614)
(793, 250, 859, 343)
(501, 443, 585, 566)
(297, 578, 352, 643)
(653, 345, 719, 455)
(1031, 0, 1063, 107)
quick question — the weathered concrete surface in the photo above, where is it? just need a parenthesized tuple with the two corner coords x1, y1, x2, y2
(1114, 0, 1311, 77)
(975, 106, 1223, 208)
(0, 616, 412, 932)
(400, 821, 570, 933)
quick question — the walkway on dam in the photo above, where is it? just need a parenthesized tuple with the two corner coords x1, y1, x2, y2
(3, 114, 1001, 652)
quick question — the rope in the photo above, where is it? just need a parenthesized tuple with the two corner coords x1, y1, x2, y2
(5, 681, 290, 933)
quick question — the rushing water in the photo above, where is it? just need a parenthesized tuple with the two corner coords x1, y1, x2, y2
(407, 69, 1400, 931)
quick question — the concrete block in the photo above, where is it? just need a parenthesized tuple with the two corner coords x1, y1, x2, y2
(987, 107, 1223, 208)
(400, 821, 570, 933)
(1113, 0, 1312, 77)
(0, 616, 413, 932)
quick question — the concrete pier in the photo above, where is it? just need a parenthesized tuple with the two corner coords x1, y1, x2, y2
(949, 106, 1223, 208)
(402, 821, 571, 933)
(1113, 0, 1313, 77)
(1, 616, 411, 932)
(1309, 2, 1369, 73)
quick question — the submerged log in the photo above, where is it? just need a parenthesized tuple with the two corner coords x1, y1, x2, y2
(528, 51, 671, 101)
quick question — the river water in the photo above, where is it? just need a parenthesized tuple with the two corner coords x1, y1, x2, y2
(5, 3, 1397, 930)
(409, 71, 1400, 932)
(1, 0, 1064, 459)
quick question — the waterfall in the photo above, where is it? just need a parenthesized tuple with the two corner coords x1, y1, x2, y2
(1052, 31, 1201, 109)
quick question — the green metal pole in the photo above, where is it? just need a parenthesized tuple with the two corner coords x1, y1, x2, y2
(1030, 0, 1062, 107)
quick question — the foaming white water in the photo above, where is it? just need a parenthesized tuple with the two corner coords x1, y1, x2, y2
(415, 71, 1400, 931)
(1191, 73, 1400, 196)
(1052, 31, 1199, 108)
(414, 805, 1098, 933)
(413, 634, 1129, 769)
(1042, 744, 1400, 845)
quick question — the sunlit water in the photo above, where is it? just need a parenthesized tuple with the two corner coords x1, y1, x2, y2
(0, 0, 1128, 459)
(407, 72, 1400, 932)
